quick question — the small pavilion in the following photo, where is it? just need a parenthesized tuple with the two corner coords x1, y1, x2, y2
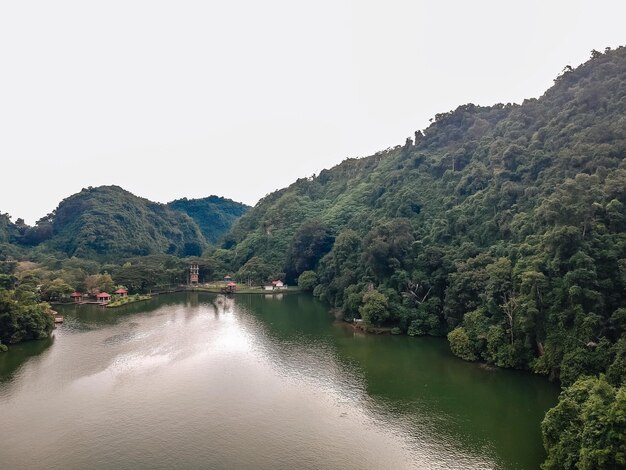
(96, 292, 112, 303)
(222, 281, 237, 294)
(114, 288, 128, 298)
(70, 292, 83, 302)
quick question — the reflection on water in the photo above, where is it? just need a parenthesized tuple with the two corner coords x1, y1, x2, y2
(0, 293, 558, 469)
(0, 336, 54, 387)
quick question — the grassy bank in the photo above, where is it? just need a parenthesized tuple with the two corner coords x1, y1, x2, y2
(106, 294, 152, 308)
(190, 284, 301, 295)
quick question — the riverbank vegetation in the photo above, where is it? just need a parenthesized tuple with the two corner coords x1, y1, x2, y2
(105, 294, 152, 308)
(214, 47, 626, 467)
(0, 262, 54, 347)
(1, 47, 625, 467)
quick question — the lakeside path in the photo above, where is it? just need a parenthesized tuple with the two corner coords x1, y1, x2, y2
(187, 285, 301, 295)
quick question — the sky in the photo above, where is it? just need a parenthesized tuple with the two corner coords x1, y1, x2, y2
(1, 0, 625, 225)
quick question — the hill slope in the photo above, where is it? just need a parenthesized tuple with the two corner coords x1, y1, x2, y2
(168, 196, 249, 244)
(220, 47, 626, 384)
(37, 186, 207, 260)
(219, 48, 626, 466)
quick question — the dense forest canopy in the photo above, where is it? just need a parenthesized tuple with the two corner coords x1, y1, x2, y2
(168, 195, 249, 244)
(0, 186, 248, 262)
(216, 47, 626, 467)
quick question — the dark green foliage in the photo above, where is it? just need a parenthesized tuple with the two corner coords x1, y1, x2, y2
(0, 285, 54, 345)
(235, 256, 281, 284)
(285, 220, 334, 282)
(297, 270, 318, 292)
(0, 213, 19, 244)
(541, 375, 626, 469)
(359, 290, 389, 325)
(215, 47, 626, 467)
(0, 188, 249, 263)
(109, 255, 188, 293)
(221, 46, 626, 371)
(38, 186, 208, 261)
(168, 196, 249, 244)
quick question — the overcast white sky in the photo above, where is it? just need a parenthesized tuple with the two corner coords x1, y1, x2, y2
(1, 0, 625, 224)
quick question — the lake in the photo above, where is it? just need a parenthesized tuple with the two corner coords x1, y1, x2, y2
(0, 292, 559, 469)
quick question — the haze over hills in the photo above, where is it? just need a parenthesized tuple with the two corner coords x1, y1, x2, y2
(0, 186, 249, 261)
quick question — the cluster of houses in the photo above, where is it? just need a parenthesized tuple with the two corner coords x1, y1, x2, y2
(69, 288, 129, 304)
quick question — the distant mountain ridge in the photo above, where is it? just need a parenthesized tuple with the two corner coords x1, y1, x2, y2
(168, 195, 249, 244)
(0, 186, 249, 261)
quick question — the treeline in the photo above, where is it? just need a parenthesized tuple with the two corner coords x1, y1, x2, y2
(215, 47, 626, 467)
(0, 253, 230, 302)
(0, 250, 234, 347)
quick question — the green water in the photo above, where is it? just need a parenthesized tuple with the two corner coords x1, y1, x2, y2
(0, 293, 558, 469)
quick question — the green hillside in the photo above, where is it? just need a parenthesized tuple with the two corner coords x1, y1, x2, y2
(168, 196, 249, 244)
(221, 47, 626, 381)
(219, 48, 626, 466)
(36, 186, 207, 261)
(0, 187, 250, 263)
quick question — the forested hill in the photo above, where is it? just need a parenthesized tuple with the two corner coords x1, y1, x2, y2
(221, 47, 626, 383)
(221, 49, 626, 465)
(36, 186, 208, 260)
(0, 186, 248, 262)
(168, 196, 249, 244)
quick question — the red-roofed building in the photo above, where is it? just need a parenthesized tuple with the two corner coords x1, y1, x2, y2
(96, 292, 111, 303)
(222, 281, 237, 294)
(114, 288, 128, 297)
(70, 292, 83, 302)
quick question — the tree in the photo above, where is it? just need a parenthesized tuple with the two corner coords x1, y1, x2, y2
(542, 375, 626, 470)
(359, 290, 389, 325)
(297, 271, 318, 292)
(41, 278, 74, 301)
(85, 273, 114, 296)
(236, 256, 274, 285)
(285, 220, 334, 282)
(448, 327, 476, 361)
(0, 287, 54, 344)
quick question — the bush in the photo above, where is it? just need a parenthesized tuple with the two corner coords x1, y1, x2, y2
(297, 271, 318, 291)
(448, 327, 477, 361)
(0, 344, 8, 352)
(390, 327, 401, 335)
(359, 290, 389, 325)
